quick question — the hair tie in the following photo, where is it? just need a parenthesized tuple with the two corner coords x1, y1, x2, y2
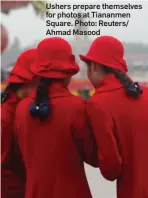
(29, 103, 39, 118)
(1, 90, 9, 103)
(134, 82, 143, 94)
(128, 82, 143, 97)
(38, 100, 50, 120)
(29, 100, 50, 120)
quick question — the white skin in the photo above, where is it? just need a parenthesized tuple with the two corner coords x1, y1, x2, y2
(86, 61, 107, 88)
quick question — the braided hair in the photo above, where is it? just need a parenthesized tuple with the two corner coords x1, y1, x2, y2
(29, 77, 52, 121)
(103, 66, 143, 99)
(1, 83, 23, 104)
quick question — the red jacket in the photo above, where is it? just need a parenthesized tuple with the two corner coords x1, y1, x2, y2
(1, 92, 25, 198)
(86, 74, 148, 198)
(14, 82, 98, 198)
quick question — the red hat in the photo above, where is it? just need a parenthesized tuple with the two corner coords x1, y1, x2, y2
(8, 48, 36, 83)
(80, 36, 128, 73)
(30, 37, 79, 79)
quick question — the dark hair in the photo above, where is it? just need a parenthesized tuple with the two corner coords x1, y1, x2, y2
(103, 66, 143, 99)
(1, 83, 22, 104)
(29, 77, 52, 121)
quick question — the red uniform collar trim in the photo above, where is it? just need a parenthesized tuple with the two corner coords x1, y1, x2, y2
(29, 82, 72, 99)
(94, 74, 124, 94)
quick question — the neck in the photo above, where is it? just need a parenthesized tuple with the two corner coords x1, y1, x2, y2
(94, 73, 108, 88)
(52, 80, 68, 87)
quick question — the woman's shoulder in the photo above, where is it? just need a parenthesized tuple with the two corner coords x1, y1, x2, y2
(66, 95, 87, 111)
(15, 96, 33, 114)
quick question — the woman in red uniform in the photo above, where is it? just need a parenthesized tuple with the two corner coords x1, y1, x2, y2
(80, 35, 148, 198)
(1, 48, 36, 198)
(14, 37, 98, 198)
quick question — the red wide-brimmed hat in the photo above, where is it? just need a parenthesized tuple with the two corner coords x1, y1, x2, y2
(80, 36, 128, 73)
(30, 37, 80, 79)
(8, 48, 36, 83)
(8, 49, 36, 83)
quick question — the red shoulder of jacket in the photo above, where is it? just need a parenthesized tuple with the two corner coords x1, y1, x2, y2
(1, 92, 20, 116)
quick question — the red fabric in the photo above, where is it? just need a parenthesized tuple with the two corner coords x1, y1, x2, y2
(86, 74, 148, 198)
(31, 37, 79, 79)
(8, 49, 36, 83)
(80, 36, 128, 73)
(1, 92, 25, 198)
(1, 1, 29, 12)
(14, 82, 98, 198)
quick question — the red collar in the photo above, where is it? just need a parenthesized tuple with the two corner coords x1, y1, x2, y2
(29, 82, 72, 99)
(94, 74, 124, 95)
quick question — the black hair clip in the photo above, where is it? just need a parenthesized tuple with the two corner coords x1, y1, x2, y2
(29, 103, 39, 118)
(128, 84, 137, 93)
(128, 82, 143, 97)
(29, 100, 50, 120)
(134, 82, 143, 94)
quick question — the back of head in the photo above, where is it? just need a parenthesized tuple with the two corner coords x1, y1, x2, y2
(1, 48, 36, 104)
(9, 48, 36, 82)
(29, 37, 80, 121)
(31, 37, 79, 79)
(80, 35, 143, 99)
(80, 35, 127, 73)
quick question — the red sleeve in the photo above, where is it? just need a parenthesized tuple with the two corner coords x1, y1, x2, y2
(1, 92, 20, 165)
(9, 129, 26, 182)
(1, 108, 14, 165)
(86, 100, 122, 181)
(5, 117, 26, 182)
(1, 93, 26, 181)
(72, 100, 98, 167)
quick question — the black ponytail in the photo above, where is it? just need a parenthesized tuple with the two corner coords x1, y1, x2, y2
(103, 66, 143, 99)
(1, 83, 22, 104)
(29, 77, 52, 121)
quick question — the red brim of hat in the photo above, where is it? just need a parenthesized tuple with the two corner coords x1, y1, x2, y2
(80, 54, 128, 73)
(79, 54, 94, 63)
(10, 64, 35, 82)
(8, 75, 40, 84)
(30, 61, 80, 79)
(8, 74, 33, 83)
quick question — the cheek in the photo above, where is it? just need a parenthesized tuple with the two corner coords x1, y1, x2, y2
(66, 78, 71, 86)
(23, 88, 29, 97)
(21, 87, 31, 97)
(87, 71, 98, 86)
(27, 86, 34, 94)
(87, 67, 91, 79)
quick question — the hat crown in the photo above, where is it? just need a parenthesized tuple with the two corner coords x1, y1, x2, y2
(89, 36, 124, 58)
(30, 37, 79, 79)
(9, 48, 36, 83)
(80, 36, 127, 73)
(15, 49, 36, 69)
(37, 37, 72, 63)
